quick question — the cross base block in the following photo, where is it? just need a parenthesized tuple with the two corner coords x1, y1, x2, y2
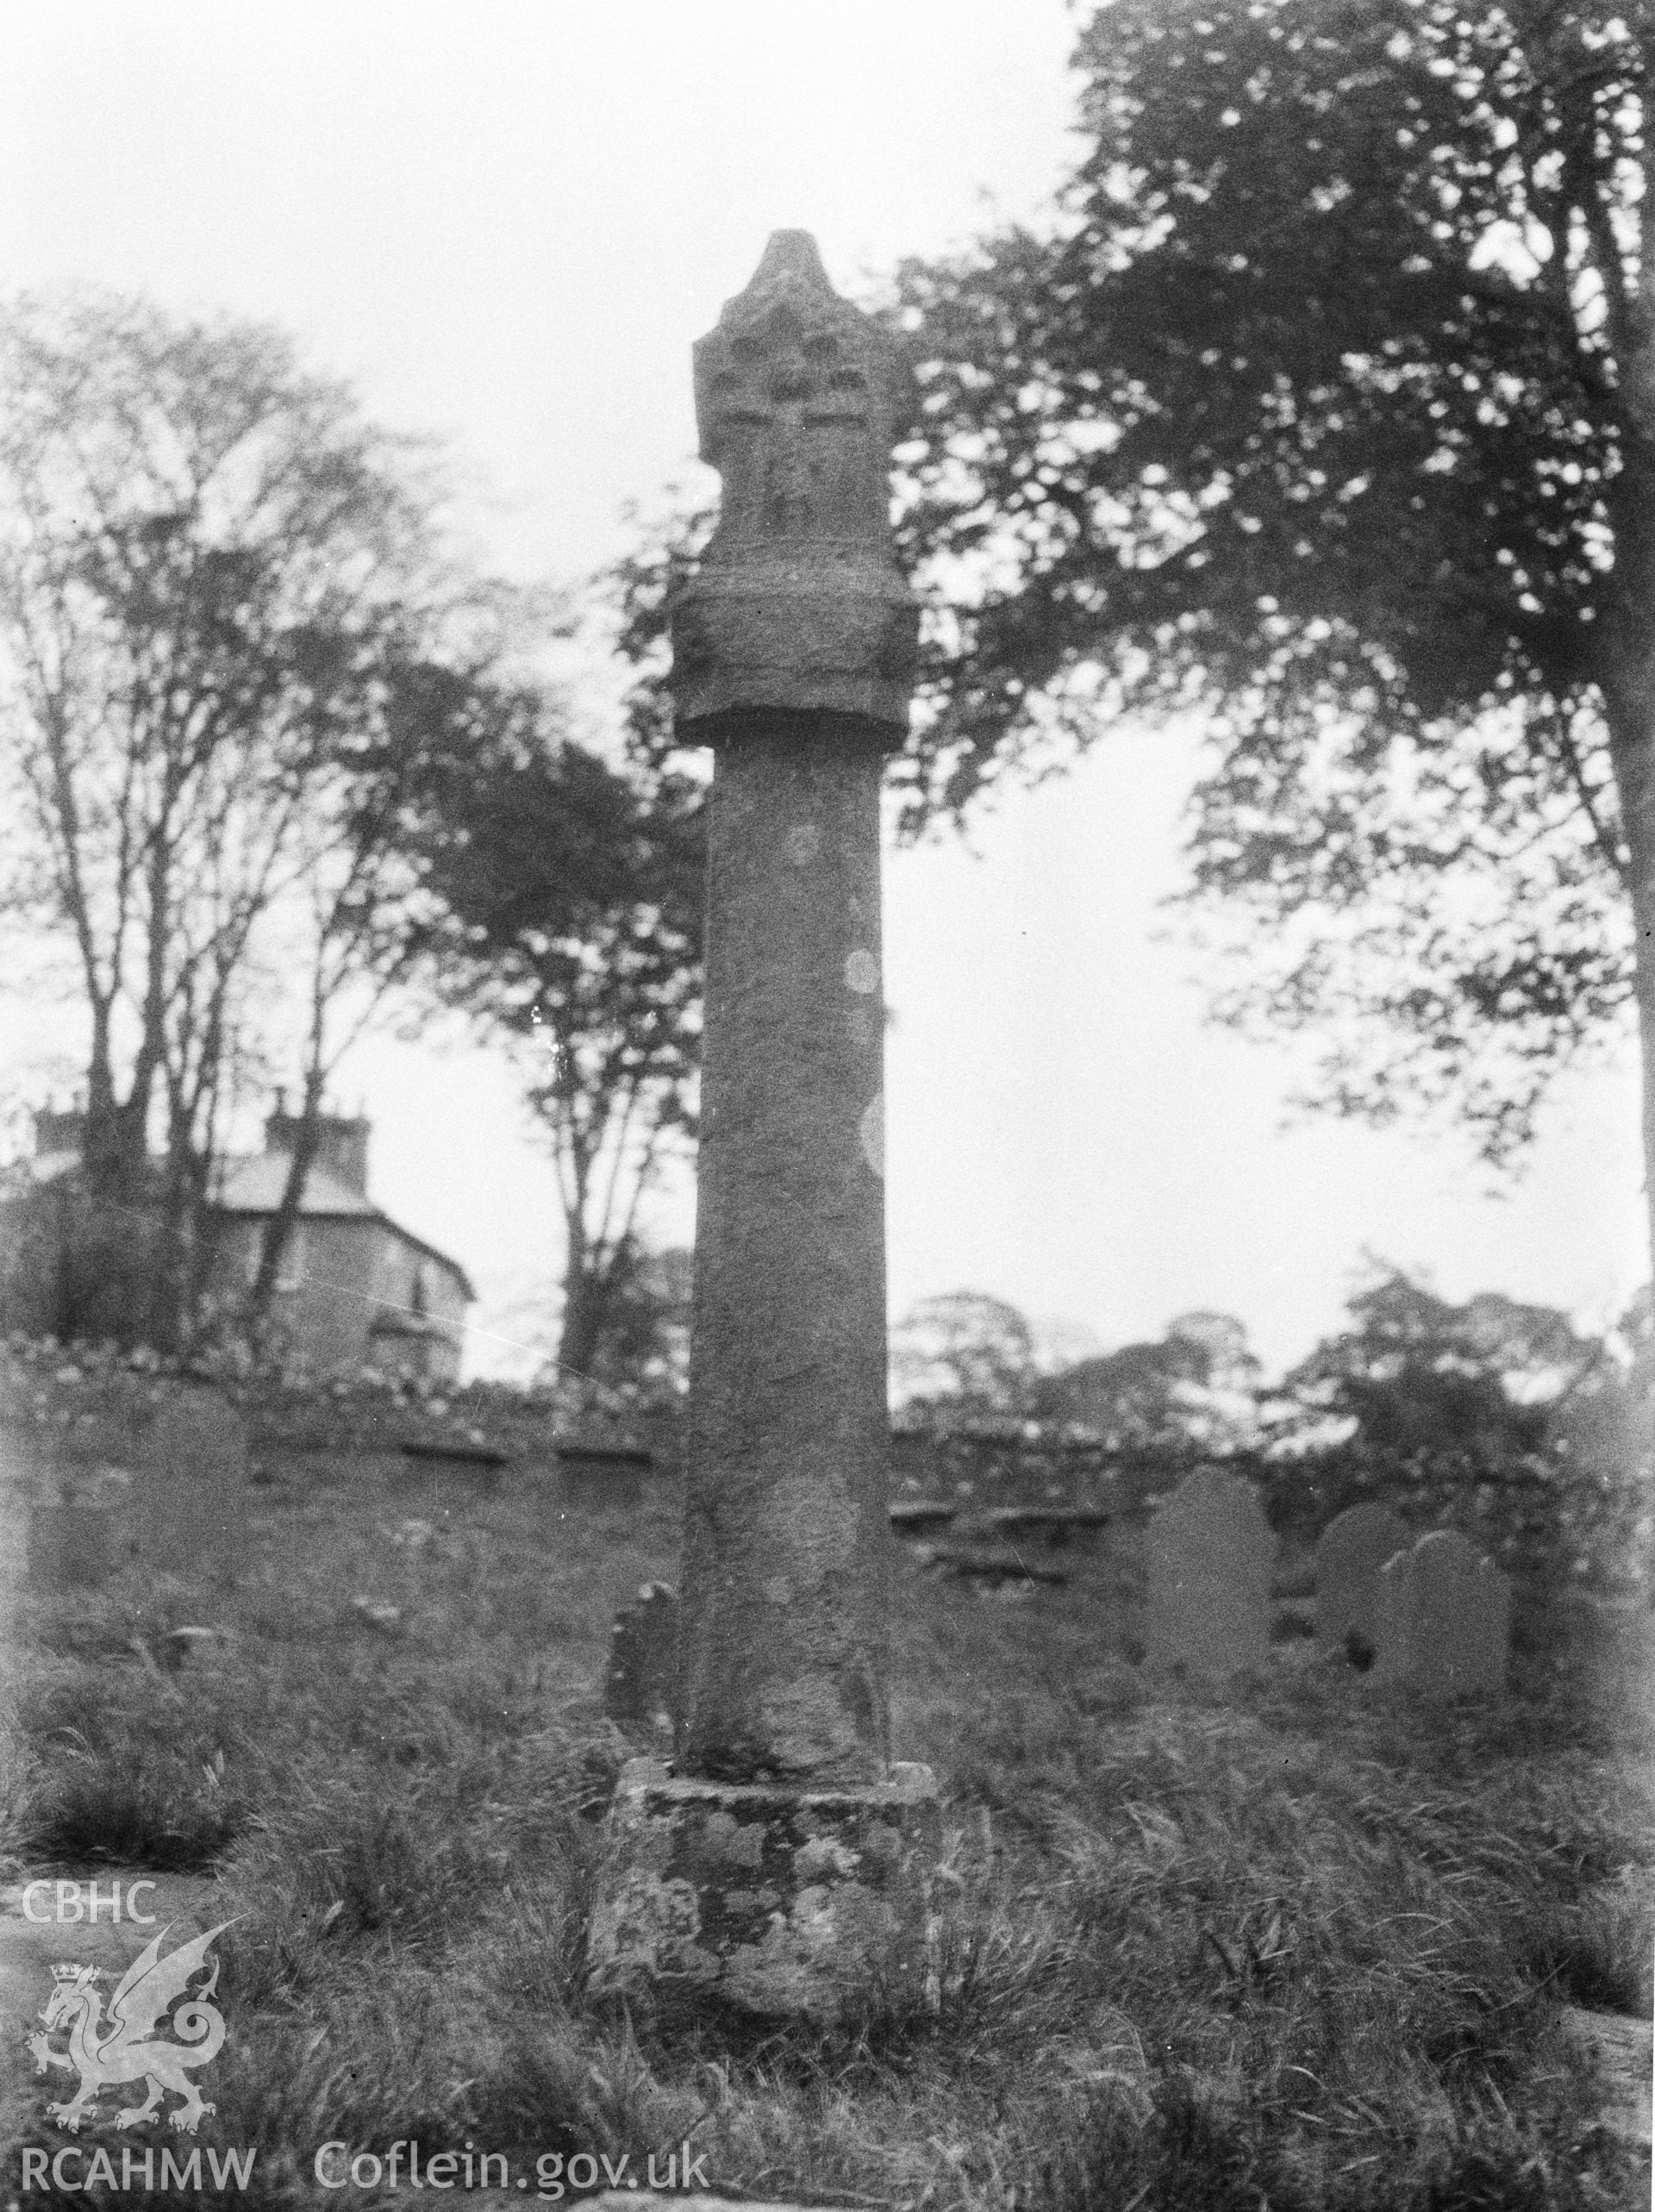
(588, 1757, 941, 2024)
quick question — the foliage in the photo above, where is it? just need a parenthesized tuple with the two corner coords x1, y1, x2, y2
(235, 644, 534, 1342)
(1288, 1262, 1603, 1456)
(606, 492, 715, 778)
(888, 0, 1654, 1177)
(894, 1293, 1268, 1448)
(561, 1240, 693, 1404)
(890, 1289, 1040, 1421)
(0, 291, 486, 1347)
(400, 691, 704, 1390)
(1546, 1284, 1655, 1486)
(1036, 1309, 1264, 1447)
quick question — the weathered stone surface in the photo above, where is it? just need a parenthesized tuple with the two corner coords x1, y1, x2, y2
(556, 1441, 653, 1509)
(25, 1500, 120, 1590)
(134, 1388, 247, 1585)
(604, 1583, 680, 1733)
(889, 1498, 956, 1534)
(589, 234, 935, 2023)
(671, 230, 917, 732)
(589, 1757, 940, 2024)
(927, 1547, 1067, 1587)
(890, 1428, 941, 1489)
(1315, 1502, 1409, 1663)
(670, 234, 913, 1790)
(1144, 1468, 1275, 1677)
(677, 719, 894, 1783)
(1372, 1529, 1510, 1698)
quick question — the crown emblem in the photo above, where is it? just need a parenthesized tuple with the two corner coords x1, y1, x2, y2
(50, 1963, 100, 1985)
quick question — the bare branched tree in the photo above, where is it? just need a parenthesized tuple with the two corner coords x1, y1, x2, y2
(0, 291, 479, 1346)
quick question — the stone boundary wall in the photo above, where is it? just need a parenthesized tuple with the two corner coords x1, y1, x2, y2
(890, 1425, 1651, 1597)
(0, 1335, 683, 1478)
(3, 1336, 1645, 1596)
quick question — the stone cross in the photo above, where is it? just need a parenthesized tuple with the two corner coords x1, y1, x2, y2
(1315, 1501, 1409, 1665)
(672, 229, 914, 1784)
(589, 233, 938, 2023)
(1144, 1467, 1275, 1677)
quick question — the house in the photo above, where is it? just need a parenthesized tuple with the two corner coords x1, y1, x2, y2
(0, 1103, 473, 1379)
(0, 1108, 164, 1344)
(209, 1107, 474, 1382)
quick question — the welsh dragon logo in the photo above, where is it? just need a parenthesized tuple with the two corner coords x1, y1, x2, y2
(28, 1921, 234, 2135)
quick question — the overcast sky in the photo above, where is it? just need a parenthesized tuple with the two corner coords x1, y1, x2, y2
(0, 1, 1643, 1378)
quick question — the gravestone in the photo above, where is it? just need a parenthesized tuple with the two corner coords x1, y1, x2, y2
(890, 1428, 940, 1490)
(23, 1461, 134, 1593)
(1315, 1503, 1409, 1665)
(603, 1583, 679, 1734)
(132, 1388, 247, 1586)
(26, 1500, 119, 1590)
(390, 1438, 508, 1532)
(1372, 1529, 1510, 1698)
(1144, 1468, 1275, 1676)
(396, 1439, 508, 1494)
(556, 1442, 653, 1509)
(589, 233, 939, 2025)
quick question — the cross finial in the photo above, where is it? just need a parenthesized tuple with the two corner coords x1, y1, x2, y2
(672, 229, 918, 734)
(746, 229, 833, 293)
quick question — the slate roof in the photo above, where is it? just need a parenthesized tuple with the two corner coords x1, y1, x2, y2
(211, 1156, 475, 1303)
(214, 1154, 378, 1217)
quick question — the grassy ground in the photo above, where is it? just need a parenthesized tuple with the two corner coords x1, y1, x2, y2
(3, 1453, 1652, 2210)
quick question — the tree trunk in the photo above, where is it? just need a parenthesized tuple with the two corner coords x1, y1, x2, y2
(246, 1069, 327, 1347)
(1602, 350, 1655, 1282)
(1608, 234, 1655, 1283)
(70, 1005, 161, 1345)
(556, 1239, 608, 1393)
(148, 1133, 197, 1355)
(1604, 652, 1655, 1282)
(81, 1003, 120, 1194)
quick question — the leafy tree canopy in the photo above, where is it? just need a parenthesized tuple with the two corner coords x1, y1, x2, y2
(890, 1290, 1040, 1422)
(1034, 1309, 1264, 1446)
(1287, 1259, 1602, 1453)
(403, 688, 704, 1389)
(888, 0, 1652, 1173)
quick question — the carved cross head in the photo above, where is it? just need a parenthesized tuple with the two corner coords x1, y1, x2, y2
(692, 231, 911, 553)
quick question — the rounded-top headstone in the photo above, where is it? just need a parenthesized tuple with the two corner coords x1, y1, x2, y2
(137, 1387, 247, 1587)
(1145, 1467, 1276, 1677)
(1372, 1529, 1510, 1699)
(1315, 1502, 1409, 1662)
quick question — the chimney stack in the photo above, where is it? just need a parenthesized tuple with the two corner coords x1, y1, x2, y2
(264, 1103, 371, 1194)
(33, 1104, 87, 1159)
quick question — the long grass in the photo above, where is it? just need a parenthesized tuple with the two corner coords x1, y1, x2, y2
(3, 1454, 1650, 2209)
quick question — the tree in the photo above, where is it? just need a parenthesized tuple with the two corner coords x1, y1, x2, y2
(890, 1290, 1040, 1421)
(0, 291, 467, 1347)
(405, 690, 703, 1391)
(1546, 1285, 1653, 1484)
(1035, 1309, 1264, 1447)
(889, 1, 1655, 1238)
(569, 1240, 695, 1404)
(238, 647, 522, 1344)
(1286, 1261, 1601, 1454)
